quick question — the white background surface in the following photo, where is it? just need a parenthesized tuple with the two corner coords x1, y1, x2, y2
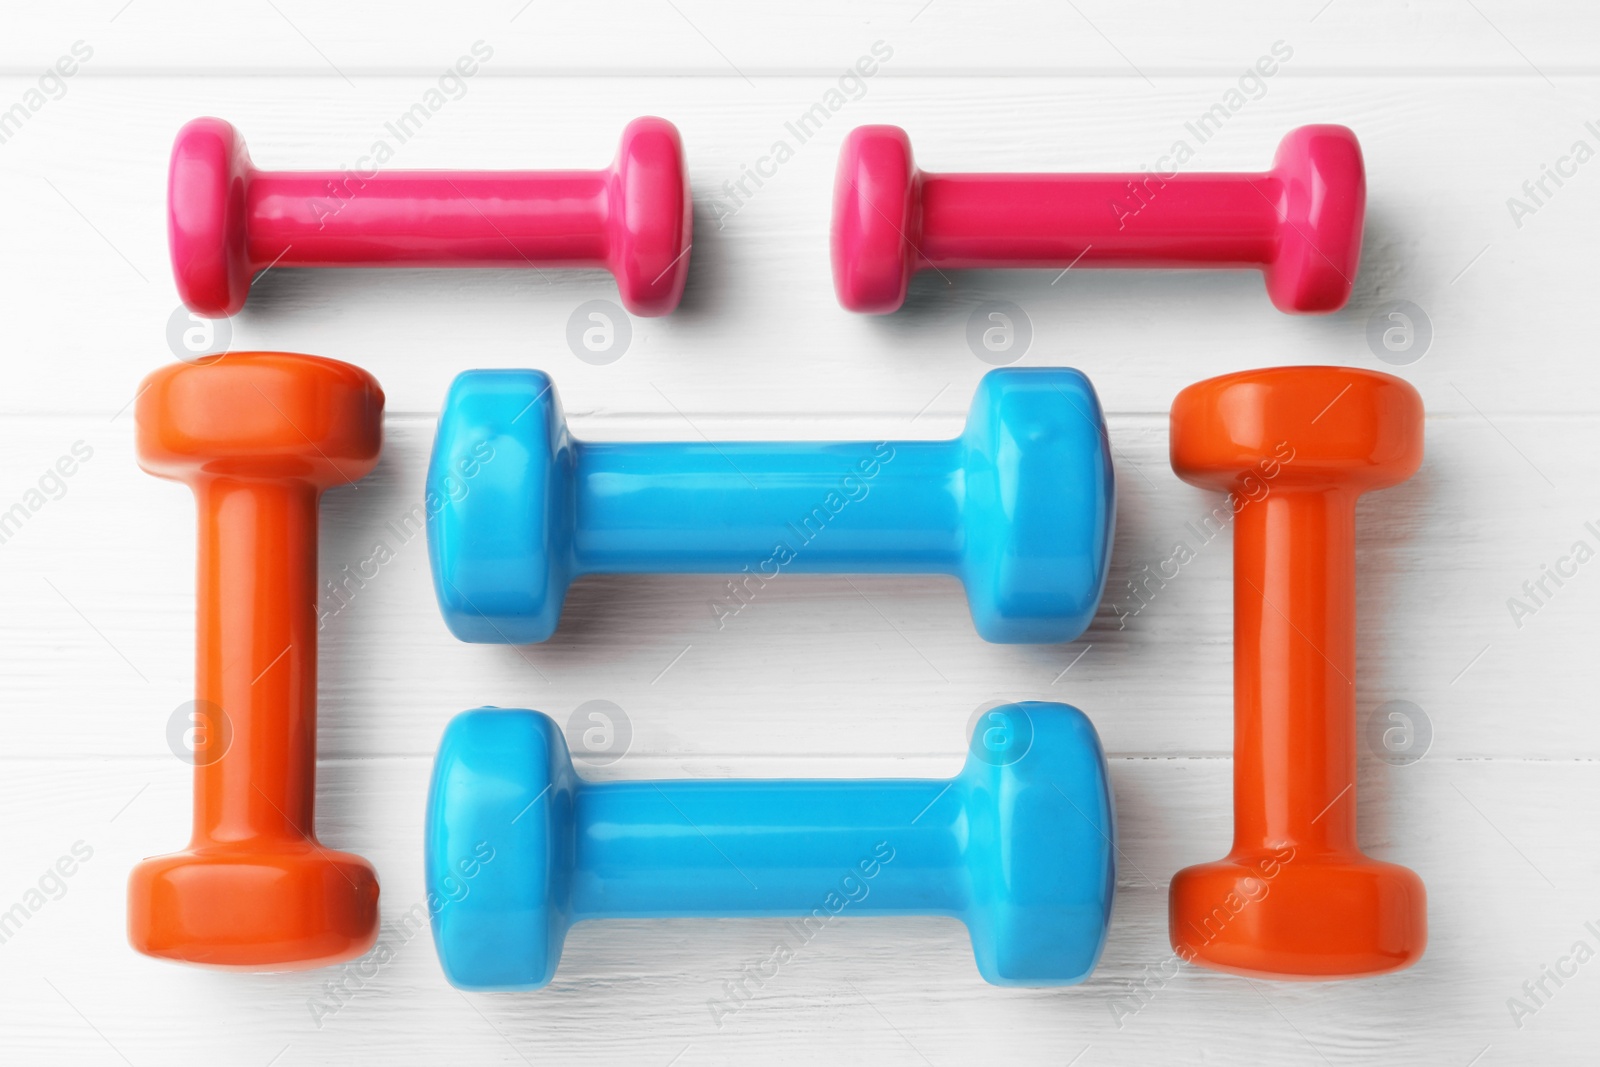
(2, 2, 1598, 1064)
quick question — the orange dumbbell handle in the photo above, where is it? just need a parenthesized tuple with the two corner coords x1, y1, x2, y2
(191, 478, 320, 847)
(1232, 487, 1358, 856)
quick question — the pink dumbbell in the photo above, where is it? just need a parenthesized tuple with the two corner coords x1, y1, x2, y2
(831, 124, 1364, 315)
(169, 116, 691, 318)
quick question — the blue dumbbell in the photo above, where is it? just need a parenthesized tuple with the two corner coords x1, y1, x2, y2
(425, 702, 1115, 990)
(426, 367, 1114, 643)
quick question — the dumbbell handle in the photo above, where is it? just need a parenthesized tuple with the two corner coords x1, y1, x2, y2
(243, 169, 611, 268)
(1232, 487, 1358, 856)
(192, 478, 320, 846)
(568, 778, 961, 918)
(919, 171, 1280, 268)
(573, 440, 956, 573)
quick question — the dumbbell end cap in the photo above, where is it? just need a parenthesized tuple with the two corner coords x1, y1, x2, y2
(832, 125, 919, 313)
(169, 117, 255, 318)
(962, 703, 1115, 984)
(1264, 125, 1365, 313)
(961, 369, 1115, 643)
(127, 844, 379, 970)
(136, 352, 384, 487)
(1170, 853, 1426, 978)
(429, 370, 571, 644)
(1171, 366, 1422, 494)
(427, 708, 574, 990)
(610, 117, 692, 316)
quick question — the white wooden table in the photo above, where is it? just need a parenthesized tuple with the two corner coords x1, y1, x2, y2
(2, 3, 1596, 1063)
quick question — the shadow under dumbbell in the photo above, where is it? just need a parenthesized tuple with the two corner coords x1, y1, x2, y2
(897, 265, 1286, 319)
(1064, 762, 1175, 997)
(1339, 200, 1417, 321)
(550, 571, 977, 644)
(238, 265, 627, 322)
(1077, 449, 1156, 646)
(1259, 200, 1421, 355)
(667, 197, 726, 321)
(862, 267, 1354, 384)
(1354, 445, 1438, 859)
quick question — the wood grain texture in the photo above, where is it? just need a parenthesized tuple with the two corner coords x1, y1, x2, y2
(1, 74, 1599, 416)
(3, 1, 1596, 75)
(2, 758, 1596, 1064)
(2, 2, 1598, 1064)
(1, 413, 1593, 763)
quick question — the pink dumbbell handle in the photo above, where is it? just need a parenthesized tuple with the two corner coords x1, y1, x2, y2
(245, 169, 610, 270)
(918, 172, 1282, 269)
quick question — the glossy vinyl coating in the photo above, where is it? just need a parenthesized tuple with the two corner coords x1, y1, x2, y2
(130, 352, 384, 970)
(831, 124, 1364, 314)
(1168, 366, 1427, 980)
(426, 367, 1115, 644)
(426, 703, 1115, 990)
(168, 116, 691, 317)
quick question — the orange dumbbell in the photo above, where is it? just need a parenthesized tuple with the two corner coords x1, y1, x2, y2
(1168, 366, 1427, 979)
(129, 352, 384, 969)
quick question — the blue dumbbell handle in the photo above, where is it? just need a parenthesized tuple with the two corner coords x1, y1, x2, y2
(572, 440, 960, 574)
(569, 777, 964, 919)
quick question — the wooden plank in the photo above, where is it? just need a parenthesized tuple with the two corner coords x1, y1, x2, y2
(0, 755, 1592, 1064)
(1, 412, 1590, 760)
(0, 75, 1596, 416)
(2, 1, 1594, 76)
